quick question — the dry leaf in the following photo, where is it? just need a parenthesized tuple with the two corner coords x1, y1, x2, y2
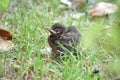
(115, 76, 120, 80)
(73, 1, 85, 9)
(0, 77, 9, 80)
(0, 29, 12, 40)
(0, 39, 13, 51)
(88, 2, 117, 17)
(61, 0, 72, 8)
(72, 12, 85, 19)
(0, 29, 13, 51)
(61, 0, 85, 9)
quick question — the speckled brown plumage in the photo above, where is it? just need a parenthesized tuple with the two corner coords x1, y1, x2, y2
(48, 23, 81, 56)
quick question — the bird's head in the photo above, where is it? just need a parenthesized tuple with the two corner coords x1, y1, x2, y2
(47, 23, 66, 35)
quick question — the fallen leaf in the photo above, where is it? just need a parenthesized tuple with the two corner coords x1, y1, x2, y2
(0, 39, 13, 51)
(61, 0, 72, 8)
(0, 77, 9, 80)
(88, 2, 117, 17)
(115, 76, 120, 80)
(72, 12, 85, 19)
(61, 0, 85, 9)
(73, 1, 85, 9)
(0, 29, 12, 40)
(0, 29, 13, 51)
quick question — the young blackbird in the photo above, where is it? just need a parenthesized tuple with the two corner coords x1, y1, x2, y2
(47, 23, 81, 56)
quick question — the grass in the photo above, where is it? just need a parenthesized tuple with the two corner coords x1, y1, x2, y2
(0, 0, 120, 80)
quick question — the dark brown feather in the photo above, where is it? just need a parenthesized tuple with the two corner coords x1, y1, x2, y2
(48, 23, 81, 56)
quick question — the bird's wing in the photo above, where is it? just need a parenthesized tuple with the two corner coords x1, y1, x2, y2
(54, 33, 77, 53)
(61, 32, 79, 41)
(57, 33, 77, 47)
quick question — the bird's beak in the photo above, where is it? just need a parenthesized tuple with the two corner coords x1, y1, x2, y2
(46, 28, 56, 34)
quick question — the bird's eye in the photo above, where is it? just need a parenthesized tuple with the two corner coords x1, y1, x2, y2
(56, 29, 60, 33)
